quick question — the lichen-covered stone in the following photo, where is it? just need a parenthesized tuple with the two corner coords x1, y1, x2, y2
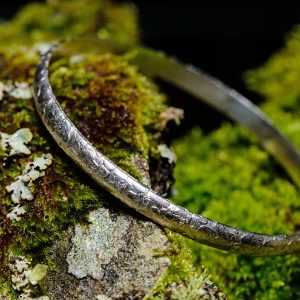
(0, 50, 171, 298)
(0, 0, 224, 299)
(46, 207, 170, 299)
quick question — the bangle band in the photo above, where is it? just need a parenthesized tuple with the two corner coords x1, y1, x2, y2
(34, 41, 300, 256)
(129, 48, 300, 188)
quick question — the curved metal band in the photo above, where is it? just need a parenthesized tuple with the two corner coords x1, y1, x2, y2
(129, 48, 300, 188)
(34, 42, 300, 256)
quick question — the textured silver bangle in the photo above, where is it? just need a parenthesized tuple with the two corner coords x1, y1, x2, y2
(34, 42, 300, 256)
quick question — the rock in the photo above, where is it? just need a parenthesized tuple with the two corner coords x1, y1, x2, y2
(0, 1, 225, 299)
(46, 207, 170, 299)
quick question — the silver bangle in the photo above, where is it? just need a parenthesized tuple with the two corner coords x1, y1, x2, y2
(34, 41, 300, 256)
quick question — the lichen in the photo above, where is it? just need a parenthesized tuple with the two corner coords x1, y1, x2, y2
(5, 82, 32, 99)
(0, 0, 223, 298)
(0, 128, 33, 157)
(67, 208, 135, 280)
(6, 153, 53, 221)
(168, 271, 226, 300)
(27, 264, 48, 286)
(0, 81, 32, 101)
(6, 206, 26, 223)
(6, 153, 53, 204)
(45, 206, 171, 299)
(7, 254, 48, 299)
(8, 254, 31, 292)
(0, 48, 169, 295)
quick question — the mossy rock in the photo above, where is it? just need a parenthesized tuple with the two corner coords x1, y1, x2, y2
(0, 0, 226, 299)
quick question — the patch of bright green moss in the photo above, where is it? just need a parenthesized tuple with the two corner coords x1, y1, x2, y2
(173, 127, 300, 299)
(172, 24, 300, 300)
(145, 230, 225, 300)
(0, 0, 139, 53)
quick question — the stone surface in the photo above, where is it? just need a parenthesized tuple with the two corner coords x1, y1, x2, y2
(46, 206, 170, 299)
(0, 1, 226, 299)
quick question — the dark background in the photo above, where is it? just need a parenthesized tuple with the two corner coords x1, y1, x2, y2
(1, 0, 300, 133)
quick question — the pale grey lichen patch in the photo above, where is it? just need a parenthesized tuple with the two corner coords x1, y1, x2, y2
(0, 293, 9, 300)
(8, 254, 31, 292)
(158, 144, 177, 164)
(0, 128, 33, 157)
(46, 206, 171, 299)
(34, 43, 53, 55)
(7, 205, 26, 222)
(8, 254, 49, 300)
(155, 107, 184, 131)
(67, 208, 129, 280)
(96, 295, 112, 300)
(27, 264, 48, 286)
(0, 81, 32, 100)
(8, 82, 32, 99)
(7, 153, 53, 204)
(6, 153, 53, 221)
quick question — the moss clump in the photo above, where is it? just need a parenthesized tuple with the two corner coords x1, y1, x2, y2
(0, 52, 168, 297)
(49, 53, 166, 182)
(245, 25, 300, 151)
(0, 0, 139, 53)
(0, 0, 226, 298)
(172, 25, 300, 300)
(0, 0, 174, 298)
(145, 231, 226, 300)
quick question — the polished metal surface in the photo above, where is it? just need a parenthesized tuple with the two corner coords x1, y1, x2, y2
(34, 42, 300, 256)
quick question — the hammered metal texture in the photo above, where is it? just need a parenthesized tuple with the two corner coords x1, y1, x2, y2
(33, 43, 300, 256)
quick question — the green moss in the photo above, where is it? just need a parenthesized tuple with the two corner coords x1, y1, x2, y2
(171, 24, 300, 300)
(49, 53, 166, 181)
(0, 51, 167, 296)
(173, 127, 300, 299)
(0, 275, 17, 299)
(0, 0, 138, 53)
(148, 231, 197, 295)
(0, 0, 227, 298)
(168, 271, 225, 300)
(0, 0, 170, 297)
(145, 231, 226, 300)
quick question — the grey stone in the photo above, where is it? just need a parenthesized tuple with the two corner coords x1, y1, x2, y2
(46, 206, 170, 299)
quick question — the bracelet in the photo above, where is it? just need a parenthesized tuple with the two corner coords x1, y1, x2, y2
(34, 41, 300, 256)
